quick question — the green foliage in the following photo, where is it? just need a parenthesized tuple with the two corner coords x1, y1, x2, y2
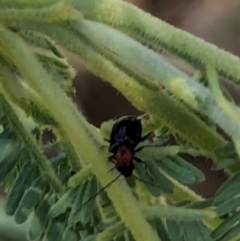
(1, 1, 240, 241)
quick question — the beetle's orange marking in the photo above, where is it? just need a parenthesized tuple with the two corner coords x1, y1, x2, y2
(115, 146, 134, 168)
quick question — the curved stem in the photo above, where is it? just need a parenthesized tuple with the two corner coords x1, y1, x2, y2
(0, 24, 160, 241)
(0, 82, 65, 194)
(0, 1, 82, 23)
(16, 22, 226, 152)
(76, 0, 240, 84)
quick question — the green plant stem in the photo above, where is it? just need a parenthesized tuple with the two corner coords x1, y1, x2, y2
(142, 205, 217, 221)
(0, 64, 83, 170)
(15, 22, 226, 152)
(0, 1, 82, 23)
(73, 20, 205, 110)
(207, 68, 240, 157)
(0, 0, 55, 7)
(76, 0, 240, 84)
(97, 222, 126, 241)
(166, 174, 203, 202)
(0, 82, 65, 194)
(73, 20, 239, 145)
(0, 24, 160, 241)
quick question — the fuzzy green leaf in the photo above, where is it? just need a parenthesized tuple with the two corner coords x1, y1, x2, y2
(166, 221, 184, 241)
(214, 172, 240, 205)
(28, 194, 56, 241)
(212, 212, 240, 240)
(6, 161, 35, 216)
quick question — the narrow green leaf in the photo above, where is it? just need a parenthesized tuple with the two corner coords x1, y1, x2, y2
(216, 195, 240, 216)
(83, 234, 97, 241)
(58, 170, 72, 184)
(62, 225, 78, 241)
(134, 161, 162, 197)
(68, 180, 88, 223)
(159, 158, 196, 185)
(49, 187, 78, 219)
(182, 221, 214, 241)
(114, 234, 125, 241)
(214, 172, 240, 204)
(217, 223, 240, 241)
(18, 30, 63, 58)
(145, 159, 174, 194)
(14, 187, 42, 224)
(95, 218, 119, 233)
(166, 221, 183, 241)
(182, 221, 198, 241)
(195, 222, 214, 241)
(78, 176, 98, 225)
(154, 218, 171, 241)
(214, 142, 237, 160)
(125, 176, 136, 189)
(97, 190, 112, 208)
(187, 198, 213, 209)
(0, 139, 19, 159)
(27, 194, 56, 241)
(0, 145, 22, 182)
(97, 222, 126, 241)
(212, 211, 240, 239)
(6, 160, 35, 215)
(173, 200, 191, 207)
(173, 156, 205, 182)
(96, 191, 117, 221)
(0, 127, 11, 139)
(123, 231, 134, 241)
(19, 100, 58, 127)
(216, 172, 240, 195)
(48, 155, 65, 169)
(215, 158, 237, 170)
(42, 214, 66, 241)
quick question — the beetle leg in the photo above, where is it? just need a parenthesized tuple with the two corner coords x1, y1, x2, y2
(135, 146, 143, 152)
(107, 155, 117, 172)
(134, 156, 145, 164)
(134, 133, 152, 152)
(107, 166, 116, 173)
(100, 145, 109, 151)
(135, 144, 163, 153)
(140, 133, 151, 142)
(108, 155, 116, 164)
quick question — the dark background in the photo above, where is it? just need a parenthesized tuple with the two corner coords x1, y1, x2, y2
(1, 0, 240, 239)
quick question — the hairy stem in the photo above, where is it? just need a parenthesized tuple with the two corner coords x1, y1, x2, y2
(76, 0, 240, 84)
(0, 24, 160, 241)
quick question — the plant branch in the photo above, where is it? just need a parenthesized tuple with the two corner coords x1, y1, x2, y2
(0, 24, 160, 241)
(0, 81, 65, 194)
(76, 0, 240, 84)
(142, 205, 217, 221)
(0, 1, 82, 23)
(72, 20, 239, 146)
(14, 22, 227, 153)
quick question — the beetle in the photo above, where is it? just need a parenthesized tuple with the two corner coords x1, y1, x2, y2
(105, 115, 150, 177)
(73, 115, 158, 211)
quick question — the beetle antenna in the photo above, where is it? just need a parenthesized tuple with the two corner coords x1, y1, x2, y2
(132, 175, 162, 188)
(72, 173, 121, 216)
